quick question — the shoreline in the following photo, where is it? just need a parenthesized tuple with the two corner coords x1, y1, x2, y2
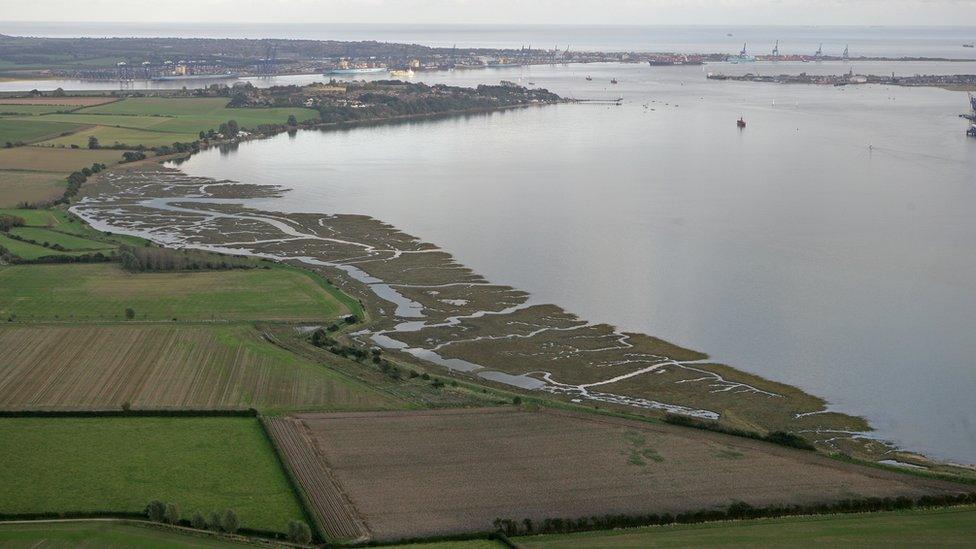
(67, 158, 971, 472)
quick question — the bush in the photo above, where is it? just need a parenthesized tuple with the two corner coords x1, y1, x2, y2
(164, 502, 180, 524)
(146, 500, 166, 522)
(125, 307, 135, 320)
(209, 511, 223, 531)
(191, 510, 207, 529)
(288, 520, 312, 544)
(221, 509, 240, 533)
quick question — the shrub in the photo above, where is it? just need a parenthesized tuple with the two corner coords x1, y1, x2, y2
(221, 509, 240, 533)
(209, 511, 223, 531)
(288, 520, 312, 544)
(146, 500, 166, 522)
(164, 502, 180, 524)
(124, 308, 135, 320)
(191, 510, 207, 529)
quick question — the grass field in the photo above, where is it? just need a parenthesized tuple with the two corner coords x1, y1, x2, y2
(0, 119, 86, 145)
(0, 417, 306, 533)
(0, 97, 118, 107)
(0, 263, 350, 321)
(40, 125, 201, 148)
(0, 147, 128, 206)
(0, 147, 126, 171)
(35, 97, 319, 148)
(282, 408, 967, 542)
(0, 323, 399, 411)
(0, 207, 60, 226)
(0, 521, 250, 548)
(0, 104, 70, 116)
(515, 506, 976, 548)
(0, 234, 90, 259)
(8, 227, 116, 251)
(0, 171, 65, 206)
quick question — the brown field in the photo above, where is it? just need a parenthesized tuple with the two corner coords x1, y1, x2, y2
(0, 147, 126, 171)
(282, 408, 968, 542)
(264, 417, 370, 542)
(0, 97, 118, 107)
(0, 171, 64, 206)
(0, 324, 400, 411)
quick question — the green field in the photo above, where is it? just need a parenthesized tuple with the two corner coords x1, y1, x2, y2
(40, 125, 201, 148)
(516, 506, 976, 548)
(0, 118, 86, 144)
(8, 226, 116, 251)
(0, 263, 351, 321)
(34, 97, 319, 148)
(0, 417, 306, 533)
(0, 233, 92, 259)
(0, 208, 61, 226)
(0, 104, 71, 116)
(0, 521, 249, 548)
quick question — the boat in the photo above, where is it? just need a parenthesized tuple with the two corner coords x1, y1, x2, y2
(324, 67, 387, 75)
(727, 43, 756, 63)
(737, 117, 746, 128)
(964, 43, 975, 48)
(150, 72, 240, 81)
(585, 75, 592, 81)
(610, 78, 618, 84)
(388, 69, 415, 78)
(487, 62, 521, 68)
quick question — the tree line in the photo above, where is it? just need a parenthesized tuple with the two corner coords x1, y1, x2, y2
(118, 245, 258, 272)
(493, 492, 976, 537)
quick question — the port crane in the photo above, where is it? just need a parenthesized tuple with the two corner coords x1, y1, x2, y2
(814, 43, 823, 59)
(842, 45, 850, 60)
(966, 93, 976, 137)
(772, 40, 779, 56)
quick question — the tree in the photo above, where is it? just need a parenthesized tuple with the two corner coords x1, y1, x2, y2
(198, 130, 206, 140)
(164, 502, 181, 524)
(209, 511, 223, 532)
(191, 511, 207, 529)
(87, 136, 99, 149)
(125, 307, 135, 320)
(287, 114, 298, 127)
(288, 520, 312, 544)
(146, 500, 166, 522)
(221, 509, 240, 533)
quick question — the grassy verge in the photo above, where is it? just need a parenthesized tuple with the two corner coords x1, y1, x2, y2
(0, 417, 306, 533)
(514, 505, 976, 548)
(0, 521, 252, 548)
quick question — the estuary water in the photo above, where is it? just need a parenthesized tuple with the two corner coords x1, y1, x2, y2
(175, 62, 976, 464)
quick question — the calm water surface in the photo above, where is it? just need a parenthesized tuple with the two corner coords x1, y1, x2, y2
(175, 62, 976, 463)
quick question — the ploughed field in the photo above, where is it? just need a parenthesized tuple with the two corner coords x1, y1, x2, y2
(268, 408, 967, 542)
(0, 417, 306, 532)
(0, 324, 398, 411)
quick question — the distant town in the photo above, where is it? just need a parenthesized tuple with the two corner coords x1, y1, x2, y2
(0, 34, 971, 82)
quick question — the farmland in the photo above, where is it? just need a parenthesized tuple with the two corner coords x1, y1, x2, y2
(0, 521, 253, 548)
(31, 97, 318, 148)
(275, 408, 968, 542)
(0, 324, 399, 411)
(0, 263, 353, 322)
(0, 96, 119, 107)
(515, 506, 976, 548)
(0, 417, 306, 533)
(0, 233, 100, 259)
(0, 147, 127, 206)
(0, 118, 85, 145)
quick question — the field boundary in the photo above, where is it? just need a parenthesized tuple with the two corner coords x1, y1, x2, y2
(262, 416, 370, 544)
(0, 408, 257, 418)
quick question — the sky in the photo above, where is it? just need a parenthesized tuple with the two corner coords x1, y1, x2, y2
(1, 0, 976, 26)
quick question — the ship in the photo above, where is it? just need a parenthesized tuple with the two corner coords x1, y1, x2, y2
(737, 117, 746, 128)
(324, 67, 387, 75)
(151, 72, 240, 81)
(389, 69, 415, 78)
(727, 43, 756, 63)
(964, 43, 975, 48)
(486, 62, 521, 68)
